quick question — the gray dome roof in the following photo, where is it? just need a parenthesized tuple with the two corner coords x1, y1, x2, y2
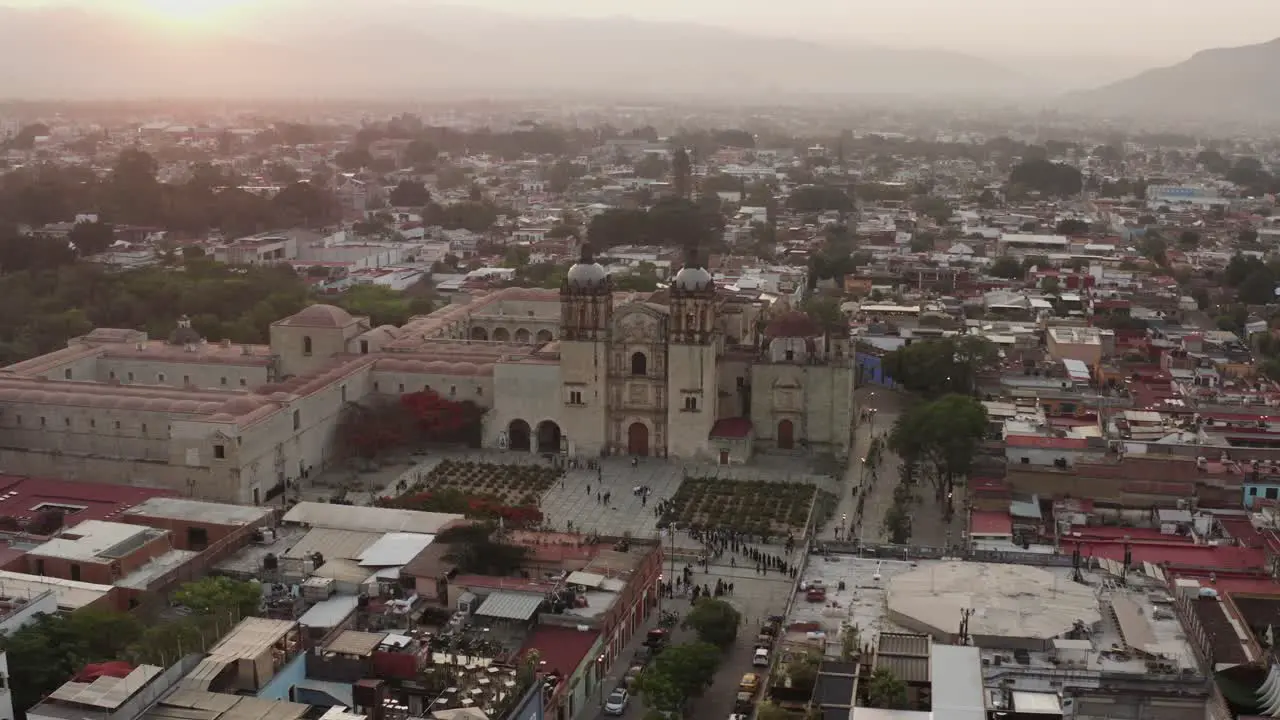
(673, 265, 713, 291)
(566, 261, 608, 288)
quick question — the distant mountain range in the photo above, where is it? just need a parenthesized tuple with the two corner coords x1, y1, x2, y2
(0, 5, 1044, 100)
(1066, 37, 1280, 119)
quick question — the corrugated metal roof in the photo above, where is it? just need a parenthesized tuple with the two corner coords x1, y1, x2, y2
(298, 595, 359, 628)
(475, 591, 544, 621)
(283, 502, 462, 535)
(357, 532, 435, 567)
(284, 528, 380, 561)
(313, 559, 374, 585)
(325, 630, 387, 657)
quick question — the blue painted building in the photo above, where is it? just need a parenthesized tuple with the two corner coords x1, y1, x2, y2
(855, 352, 897, 389)
(1244, 478, 1280, 508)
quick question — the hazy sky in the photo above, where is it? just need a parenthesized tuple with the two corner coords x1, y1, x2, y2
(7, 0, 1280, 61)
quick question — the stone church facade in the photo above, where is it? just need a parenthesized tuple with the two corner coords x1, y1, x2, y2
(0, 253, 854, 504)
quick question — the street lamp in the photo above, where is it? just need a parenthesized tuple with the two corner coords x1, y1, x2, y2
(596, 654, 606, 708)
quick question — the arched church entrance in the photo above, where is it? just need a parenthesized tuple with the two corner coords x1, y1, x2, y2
(777, 419, 795, 450)
(507, 419, 531, 451)
(536, 420, 562, 454)
(628, 422, 650, 457)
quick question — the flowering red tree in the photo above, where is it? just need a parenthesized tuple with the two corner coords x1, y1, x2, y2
(336, 399, 412, 460)
(400, 391, 484, 447)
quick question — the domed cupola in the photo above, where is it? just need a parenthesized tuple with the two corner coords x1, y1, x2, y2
(565, 243, 608, 291)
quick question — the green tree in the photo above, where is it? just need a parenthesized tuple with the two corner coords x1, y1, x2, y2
(390, 180, 430, 207)
(883, 337, 997, 398)
(1042, 276, 1061, 296)
(672, 148, 692, 199)
(802, 296, 846, 334)
(789, 185, 853, 213)
(333, 284, 434, 326)
(634, 641, 721, 713)
(989, 256, 1022, 279)
(682, 598, 742, 647)
(1238, 267, 1278, 305)
(68, 221, 115, 256)
(267, 162, 300, 185)
(1055, 218, 1089, 235)
(1178, 230, 1200, 249)
(173, 576, 262, 617)
(336, 147, 373, 171)
(866, 668, 909, 709)
(433, 523, 532, 576)
(889, 394, 988, 510)
(0, 608, 144, 713)
(1008, 159, 1083, 197)
(634, 154, 670, 180)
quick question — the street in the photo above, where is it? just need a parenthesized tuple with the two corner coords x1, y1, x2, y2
(821, 387, 966, 548)
(587, 542, 798, 720)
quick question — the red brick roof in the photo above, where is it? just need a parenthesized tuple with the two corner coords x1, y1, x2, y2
(520, 625, 600, 678)
(1005, 435, 1088, 450)
(0, 475, 174, 528)
(969, 511, 1012, 536)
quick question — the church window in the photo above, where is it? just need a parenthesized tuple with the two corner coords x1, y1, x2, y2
(239, 378, 247, 386)
(631, 352, 648, 376)
(450, 386, 457, 397)
(127, 372, 134, 382)
(293, 410, 301, 430)
(684, 396, 698, 411)
(214, 444, 226, 459)
(785, 350, 795, 361)
(569, 391, 583, 405)
(302, 336, 313, 356)
(360, 340, 369, 354)
(64, 369, 72, 379)
(221, 377, 227, 386)
(157, 373, 165, 383)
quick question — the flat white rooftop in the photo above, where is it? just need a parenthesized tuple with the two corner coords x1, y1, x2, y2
(0, 569, 111, 610)
(33, 520, 164, 562)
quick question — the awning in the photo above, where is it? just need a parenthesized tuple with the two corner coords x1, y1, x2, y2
(475, 591, 544, 621)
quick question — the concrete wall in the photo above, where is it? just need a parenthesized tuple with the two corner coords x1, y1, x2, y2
(96, 357, 269, 390)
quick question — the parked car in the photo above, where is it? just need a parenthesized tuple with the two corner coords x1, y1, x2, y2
(623, 664, 645, 688)
(752, 648, 770, 667)
(739, 673, 760, 695)
(605, 688, 630, 716)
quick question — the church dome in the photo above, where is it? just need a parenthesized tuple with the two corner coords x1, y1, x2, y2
(566, 261, 607, 288)
(673, 265, 713, 292)
(167, 315, 202, 346)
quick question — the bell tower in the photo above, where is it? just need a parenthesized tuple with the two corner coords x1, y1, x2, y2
(561, 244, 612, 341)
(666, 246, 719, 459)
(668, 246, 716, 345)
(559, 244, 612, 456)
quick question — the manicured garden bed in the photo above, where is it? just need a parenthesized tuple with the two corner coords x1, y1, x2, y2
(378, 460, 560, 528)
(658, 477, 816, 534)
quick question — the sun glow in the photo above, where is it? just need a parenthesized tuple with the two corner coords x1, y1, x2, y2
(137, 0, 250, 26)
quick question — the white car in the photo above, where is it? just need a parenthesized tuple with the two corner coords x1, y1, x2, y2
(752, 648, 770, 667)
(605, 688, 629, 715)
